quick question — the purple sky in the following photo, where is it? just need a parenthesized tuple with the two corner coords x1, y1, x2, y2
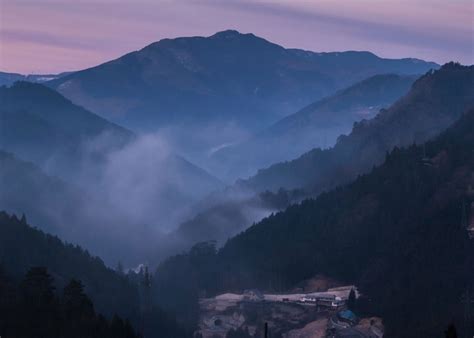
(1, 0, 473, 74)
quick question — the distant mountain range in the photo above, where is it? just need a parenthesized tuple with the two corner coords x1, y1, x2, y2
(0, 71, 72, 86)
(211, 73, 418, 180)
(0, 146, 223, 266)
(46, 30, 438, 164)
(165, 63, 474, 256)
(0, 83, 224, 265)
(0, 150, 81, 235)
(241, 63, 474, 192)
(0, 81, 132, 178)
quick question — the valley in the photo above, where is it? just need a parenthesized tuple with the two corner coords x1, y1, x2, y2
(0, 12, 472, 338)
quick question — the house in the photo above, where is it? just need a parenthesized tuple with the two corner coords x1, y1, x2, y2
(300, 294, 345, 308)
(318, 295, 345, 308)
(300, 295, 318, 303)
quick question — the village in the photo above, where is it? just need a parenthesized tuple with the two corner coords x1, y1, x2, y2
(197, 284, 384, 338)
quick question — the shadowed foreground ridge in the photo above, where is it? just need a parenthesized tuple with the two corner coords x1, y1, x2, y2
(155, 106, 474, 337)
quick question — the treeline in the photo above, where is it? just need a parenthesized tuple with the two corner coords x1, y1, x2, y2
(0, 211, 139, 321)
(158, 63, 474, 270)
(0, 212, 189, 338)
(0, 266, 139, 338)
(242, 63, 474, 193)
(153, 107, 474, 337)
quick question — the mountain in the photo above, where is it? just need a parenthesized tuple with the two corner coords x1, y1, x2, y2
(155, 106, 474, 337)
(47, 30, 437, 161)
(242, 63, 474, 192)
(0, 71, 72, 86)
(157, 63, 473, 259)
(0, 145, 223, 266)
(0, 81, 222, 198)
(160, 187, 304, 262)
(211, 73, 418, 180)
(0, 82, 224, 262)
(0, 151, 81, 236)
(0, 81, 133, 178)
(0, 211, 139, 321)
(0, 212, 188, 338)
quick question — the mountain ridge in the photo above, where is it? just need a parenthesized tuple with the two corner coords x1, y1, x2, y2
(47, 30, 438, 166)
(159, 63, 474, 260)
(212, 73, 418, 180)
(154, 105, 474, 337)
(241, 63, 474, 192)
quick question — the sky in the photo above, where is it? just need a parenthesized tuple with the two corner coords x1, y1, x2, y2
(1, 0, 473, 74)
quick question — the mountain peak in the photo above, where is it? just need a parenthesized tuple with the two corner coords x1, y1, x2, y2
(210, 29, 245, 39)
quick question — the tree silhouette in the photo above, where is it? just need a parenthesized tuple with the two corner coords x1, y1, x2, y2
(348, 288, 356, 311)
(444, 324, 457, 338)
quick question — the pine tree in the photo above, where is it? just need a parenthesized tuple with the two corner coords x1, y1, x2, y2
(444, 324, 457, 338)
(21, 267, 59, 337)
(348, 288, 356, 311)
(63, 279, 94, 318)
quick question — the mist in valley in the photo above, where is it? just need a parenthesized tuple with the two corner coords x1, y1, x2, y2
(0, 120, 279, 267)
(0, 7, 472, 336)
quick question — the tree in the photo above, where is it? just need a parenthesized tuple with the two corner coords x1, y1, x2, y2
(21, 267, 59, 337)
(63, 279, 94, 318)
(62, 279, 95, 337)
(444, 324, 457, 338)
(347, 288, 356, 311)
(22, 266, 55, 302)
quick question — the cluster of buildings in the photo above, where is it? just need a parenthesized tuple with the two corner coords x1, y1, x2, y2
(300, 294, 346, 309)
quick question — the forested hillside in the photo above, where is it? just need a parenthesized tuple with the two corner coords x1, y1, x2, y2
(0, 212, 188, 337)
(162, 63, 474, 259)
(0, 267, 139, 338)
(0, 212, 139, 320)
(243, 63, 474, 193)
(212, 73, 417, 180)
(155, 107, 474, 337)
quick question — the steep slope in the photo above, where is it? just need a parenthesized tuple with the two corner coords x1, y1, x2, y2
(163, 63, 473, 254)
(0, 151, 81, 236)
(0, 81, 133, 178)
(0, 82, 224, 259)
(47, 30, 437, 161)
(156, 107, 474, 337)
(0, 212, 188, 338)
(242, 63, 474, 192)
(212, 74, 417, 180)
(219, 107, 474, 337)
(0, 146, 223, 266)
(0, 82, 222, 196)
(0, 211, 139, 321)
(161, 187, 302, 261)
